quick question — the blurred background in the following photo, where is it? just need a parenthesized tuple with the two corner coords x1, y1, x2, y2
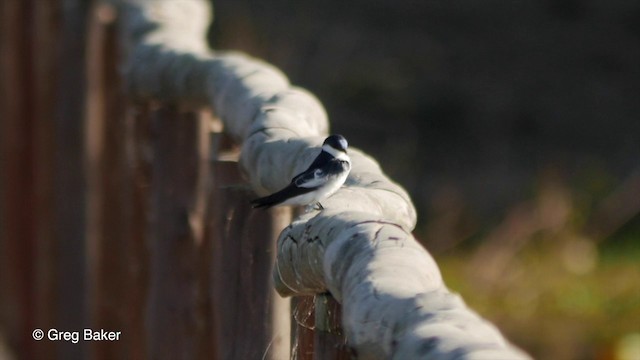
(209, 0, 640, 359)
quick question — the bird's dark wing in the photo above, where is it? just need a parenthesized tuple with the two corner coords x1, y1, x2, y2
(293, 168, 327, 188)
(250, 182, 317, 209)
(294, 150, 333, 178)
(292, 156, 349, 187)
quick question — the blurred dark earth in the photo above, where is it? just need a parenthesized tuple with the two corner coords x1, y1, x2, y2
(209, 0, 640, 231)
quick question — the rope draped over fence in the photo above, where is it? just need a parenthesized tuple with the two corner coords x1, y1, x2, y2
(118, 0, 531, 358)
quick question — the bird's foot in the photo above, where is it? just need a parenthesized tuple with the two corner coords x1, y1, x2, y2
(304, 202, 325, 213)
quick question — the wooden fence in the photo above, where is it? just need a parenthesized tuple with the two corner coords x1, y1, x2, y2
(0, 0, 530, 359)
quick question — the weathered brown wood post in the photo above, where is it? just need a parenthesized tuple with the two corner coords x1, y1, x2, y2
(86, 3, 131, 359)
(209, 160, 291, 360)
(1, 1, 87, 359)
(144, 107, 211, 359)
(54, 1, 92, 358)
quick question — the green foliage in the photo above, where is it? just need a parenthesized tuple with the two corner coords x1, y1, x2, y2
(438, 219, 640, 360)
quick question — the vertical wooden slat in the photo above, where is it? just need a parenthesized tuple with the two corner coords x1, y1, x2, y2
(209, 161, 291, 360)
(146, 107, 210, 359)
(32, 1, 59, 359)
(290, 280, 352, 359)
(125, 104, 152, 360)
(54, 0, 90, 358)
(85, 2, 129, 360)
(1, 1, 59, 359)
(0, 1, 36, 358)
(194, 114, 217, 360)
(292, 296, 315, 360)
(313, 294, 352, 359)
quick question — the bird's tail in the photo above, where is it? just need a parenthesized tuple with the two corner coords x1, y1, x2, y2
(250, 195, 278, 209)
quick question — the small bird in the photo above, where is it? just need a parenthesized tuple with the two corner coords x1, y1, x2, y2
(251, 134, 352, 210)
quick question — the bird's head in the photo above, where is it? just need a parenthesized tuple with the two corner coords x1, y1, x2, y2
(322, 134, 348, 154)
